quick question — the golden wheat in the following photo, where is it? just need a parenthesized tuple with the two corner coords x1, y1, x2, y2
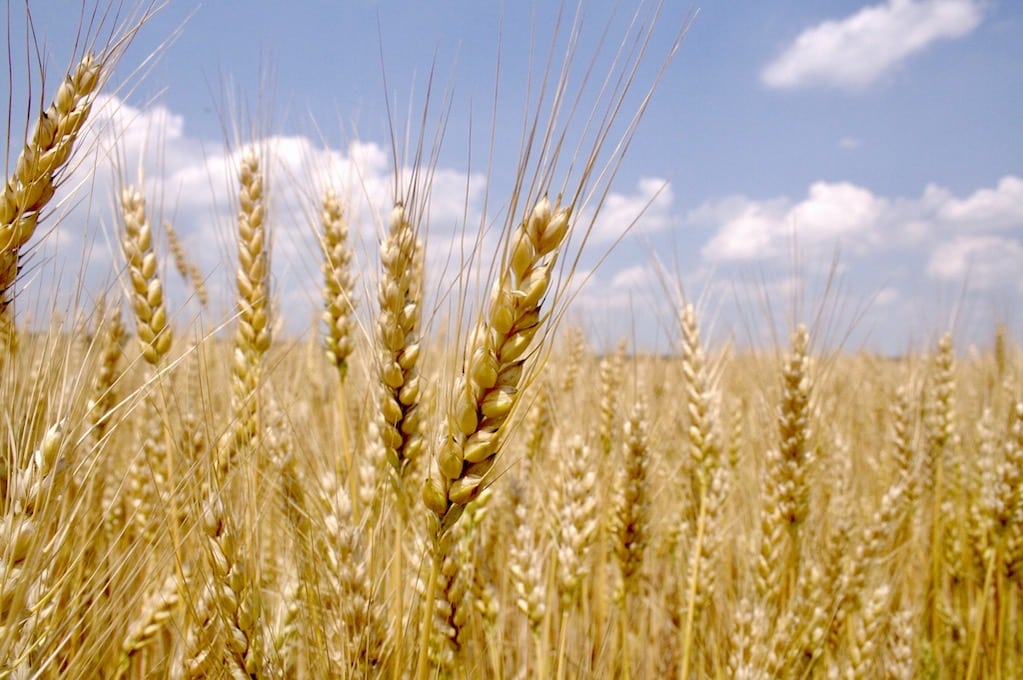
(3, 4, 1022, 680)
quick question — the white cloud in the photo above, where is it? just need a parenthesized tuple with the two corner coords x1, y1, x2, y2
(568, 263, 670, 347)
(578, 174, 1022, 352)
(793, 181, 883, 242)
(700, 181, 882, 262)
(701, 201, 784, 261)
(761, 0, 984, 91)
(588, 177, 675, 244)
(937, 175, 1023, 229)
(875, 286, 900, 305)
(27, 95, 494, 335)
(692, 176, 1021, 344)
(927, 235, 1023, 288)
(698, 175, 1022, 266)
(609, 264, 658, 289)
(31, 95, 676, 341)
(838, 136, 862, 150)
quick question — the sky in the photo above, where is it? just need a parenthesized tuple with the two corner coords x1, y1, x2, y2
(6, 0, 1022, 355)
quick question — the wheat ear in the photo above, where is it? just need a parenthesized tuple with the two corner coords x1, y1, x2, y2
(844, 583, 891, 678)
(163, 219, 208, 307)
(1002, 401, 1023, 580)
(120, 187, 173, 365)
(223, 150, 270, 465)
(776, 323, 813, 534)
(509, 476, 547, 636)
(416, 197, 569, 680)
(553, 434, 599, 678)
(555, 435, 598, 608)
(613, 404, 651, 598)
(115, 570, 182, 677)
(559, 326, 586, 393)
(376, 203, 425, 477)
(0, 422, 65, 646)
(86, 305, 126, 444)
(964, 399, 1023, 677)
(612, 403, 651, 680)
(185, 497, 272, 677)
(920, 332, 959, 658)
(319, 188, 359, 499)
(597, 344, 627, 457)
(1, 54, 101, 348)
(321, 189, 357, 379)
(755, 324, 812, 614)
(423, 196, 570, 530)
(677, 303, 730, 676)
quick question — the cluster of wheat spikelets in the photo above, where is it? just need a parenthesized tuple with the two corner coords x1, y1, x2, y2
(2, 3, 1022, 679)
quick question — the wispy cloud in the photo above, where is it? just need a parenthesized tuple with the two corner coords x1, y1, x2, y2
(761, 0, 985, 91)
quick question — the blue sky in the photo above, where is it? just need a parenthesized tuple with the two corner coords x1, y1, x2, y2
(9, 0, 1023, 354)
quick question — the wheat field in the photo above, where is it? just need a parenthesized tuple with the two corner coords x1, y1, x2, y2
(1, 3, 1021, 679)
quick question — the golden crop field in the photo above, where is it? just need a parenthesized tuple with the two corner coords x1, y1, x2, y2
(1, 3, 1020, 679)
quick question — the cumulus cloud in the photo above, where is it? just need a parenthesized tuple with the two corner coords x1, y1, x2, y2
(761, 0, 984, 91)
(927, 235, 1023, 288)
(28, 95, 479, 332)
(588, 177, 675, 244)
(698, 175, 1022, 265)
(792, 182, 884, 242)
(693, 173, 1023, 329)
(609, 264, 659, 290)
(936, 175, 1023, 229)
(700, 181, 884, 262)
(569, 261, 670, 346)
(26, 95, 677, 339)
(701, 201, 785, 261)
